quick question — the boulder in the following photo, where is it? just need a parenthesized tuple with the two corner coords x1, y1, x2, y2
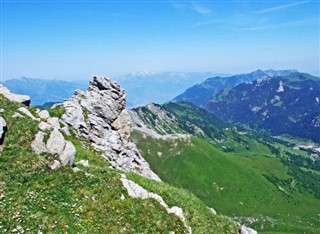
(208, 207, 217, 215)
(38, 110, 50, 120)
(77, 160, 89, 167)
(31, 131, 47, 154)
(46, 129, 66, 155)
(49, 160, 61, 170)
(0, 85, 30, 106)
(32, 126, 76, 170)
(39, 122, 52, 131)
(60, 141, 75, 166)
(238, 224, 258, 234)
(12, 112, 23, 119)
(18, 107, 39, 121)
(72, 167, 81, 173)
(47, 117, 60, 130)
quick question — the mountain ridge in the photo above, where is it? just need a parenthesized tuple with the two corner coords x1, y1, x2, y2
(172, 69, 298, 106)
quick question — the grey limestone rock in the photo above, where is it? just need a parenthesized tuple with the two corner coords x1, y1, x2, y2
(32, 127, 76, 170)
(61, 76, 160, 181)
(238, 224, 258, 234)
(46, 129, 66, 155)
(47, 117, 60, 130)
(77, 160, 89, 167)
(12, 112, 23, 119)
(60, 141, 75, 166)
(38, 110, 50, 120)
(0, 85, 30, 106)
(208, 207, 217, 215)
(18, 107, 40, 121)
(31, 131, 47, 154)
(60, 126, 71, 136)
(38, 122, 52, 131)
(72, 167, 81, 173)
(120, 174, 191, 233)
(49, 160, 61, 170)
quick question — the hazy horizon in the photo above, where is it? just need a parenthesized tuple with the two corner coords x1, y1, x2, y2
(1, 0, 319, 81)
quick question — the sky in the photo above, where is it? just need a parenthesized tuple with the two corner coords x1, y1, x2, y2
(1, 0, 319, 80)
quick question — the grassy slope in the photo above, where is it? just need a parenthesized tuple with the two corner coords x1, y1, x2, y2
(132, 131, 320, 233)
(0, 95, 237, 233)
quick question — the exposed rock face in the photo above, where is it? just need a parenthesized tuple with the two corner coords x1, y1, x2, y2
(208, 207, 217, 215)
(38, 110, 50, 120)
(31, 131, 47, 154)
(120, 174, 191, 233)
(61, 76, 160, 181)
(0, 117, 7, 145)
(238, 224, 258, 234)
(129, 103, 202, 140)
(18, 107, 40, 121)
(0, 85, 30, 106)
(31, 112, 76, 170)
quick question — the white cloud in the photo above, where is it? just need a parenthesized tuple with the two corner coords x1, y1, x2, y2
(236, 18, 318, 31)
(192, 2, 211, 15)
(194, 19, 227, 27)
(255, 0, 311, 14)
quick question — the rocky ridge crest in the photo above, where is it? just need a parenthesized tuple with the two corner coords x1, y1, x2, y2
(0, 84, 30, 106)
(129, 103, 203, 140)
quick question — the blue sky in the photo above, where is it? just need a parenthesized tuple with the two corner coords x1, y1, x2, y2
(1, 0, 319, 80)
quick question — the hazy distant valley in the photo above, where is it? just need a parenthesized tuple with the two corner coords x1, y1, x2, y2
(2, 72, 225, 108)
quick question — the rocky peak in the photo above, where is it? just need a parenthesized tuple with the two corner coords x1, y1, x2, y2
(61, 76, 160, 181)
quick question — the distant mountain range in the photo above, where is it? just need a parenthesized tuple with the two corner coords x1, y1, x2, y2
(173, 69, 297, 106)
(2, 72, 224, 107)
(205, 72, 320, 142)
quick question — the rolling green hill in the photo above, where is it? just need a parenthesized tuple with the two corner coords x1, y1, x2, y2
(132, 132, 320, 233)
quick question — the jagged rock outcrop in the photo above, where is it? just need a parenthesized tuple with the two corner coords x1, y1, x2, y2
(120, 174, 191, 233)
(0, 85, 30, 106)
(31, 110, 76, 170)
(61, 76, 160, 181)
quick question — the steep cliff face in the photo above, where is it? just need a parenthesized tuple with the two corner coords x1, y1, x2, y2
(61, 76, 160, 181)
